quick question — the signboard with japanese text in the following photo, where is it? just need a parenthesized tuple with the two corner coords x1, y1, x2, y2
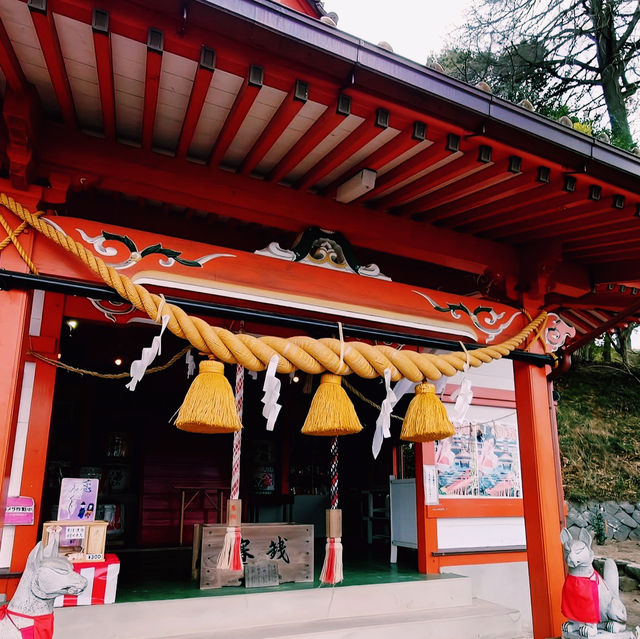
(5, 496, 35, 525)
(200, 523, 313, 589)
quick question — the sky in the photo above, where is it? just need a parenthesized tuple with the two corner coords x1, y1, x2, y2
(323, 0, 474, 64)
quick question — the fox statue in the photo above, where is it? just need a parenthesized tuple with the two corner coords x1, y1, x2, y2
(561, 527, 638, 638)
(0, 537, 86, 639)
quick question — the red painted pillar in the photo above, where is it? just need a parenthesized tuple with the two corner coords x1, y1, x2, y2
(10, 293, 64, 576)
(514, 343, 566, 639)
(415, 442, 438, 574)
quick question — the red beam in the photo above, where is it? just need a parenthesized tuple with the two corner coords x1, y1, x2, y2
(268, 98, 349, 184)
(358, 137, 459, 203)
(210, 68, 262, 167)
(398, 158, 522, 219)
(92, 25, 116, 140)
(409, 168, 536, 222)
(29, 4, 77, 128)
(177, 53, 215, 158)
(239, 81, 307, 175)
(296, 110, 388, 191)
(36, 123, 519, 277)
(0, 18, 27, 92)
(569, 241, 640, 261)
(321, 124, 424, 196)
(375, 152, 492, 210)
(142, 42, 162, 150)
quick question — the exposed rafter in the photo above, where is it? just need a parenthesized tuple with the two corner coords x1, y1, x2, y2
(400, 158, 523, 220)
(296, 108, 389, 191)
(177, 46, 216, 158)
(28, 0, 77, 128)
(209, 65, 263, 167)
(268, 95, 351, 184)
(142, 28, 163, 150)
(0, 17, 27, 92)
(239, 80, 308, 175)
(91, 9, 116, 140)
(375, 149, 493, 210)
(321, 123, 426, 197)
(358, 136, 459, 203)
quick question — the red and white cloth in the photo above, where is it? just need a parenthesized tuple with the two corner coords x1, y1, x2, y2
(54, 554, 120, 607)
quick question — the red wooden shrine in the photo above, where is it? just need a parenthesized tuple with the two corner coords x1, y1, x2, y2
(0, 1, 639, 637)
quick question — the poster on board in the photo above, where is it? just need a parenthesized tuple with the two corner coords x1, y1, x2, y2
(434, 421, 522, 498)
(58, 478, 99, 521)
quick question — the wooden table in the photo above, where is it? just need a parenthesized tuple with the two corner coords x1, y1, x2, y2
(175, 486, 229, 545)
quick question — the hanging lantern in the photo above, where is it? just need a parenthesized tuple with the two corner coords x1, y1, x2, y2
(176, 360, 242, 434)
(400, 382, 455, 443)
(301, 374, 362, 436)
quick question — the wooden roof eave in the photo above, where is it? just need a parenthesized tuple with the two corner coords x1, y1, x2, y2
(202, 0, 640, 193)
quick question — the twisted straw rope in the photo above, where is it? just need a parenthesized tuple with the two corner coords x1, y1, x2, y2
(0, 212, 40, 274)
(1, 194, 547, 381)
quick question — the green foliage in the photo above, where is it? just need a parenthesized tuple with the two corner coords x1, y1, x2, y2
(556, 363, 640, 501)
(591, 509, 606, 545)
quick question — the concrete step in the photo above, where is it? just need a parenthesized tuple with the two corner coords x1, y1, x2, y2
(55, 575, 474, 639)
(162, 598, 525, 639)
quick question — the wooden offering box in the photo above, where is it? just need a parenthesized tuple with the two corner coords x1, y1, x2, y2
(200, 523, 313, 589)
(42, 520, 108, 562)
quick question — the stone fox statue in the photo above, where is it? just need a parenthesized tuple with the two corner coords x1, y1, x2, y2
(561, 527, 636, 638)
(0, 538, 87, 639)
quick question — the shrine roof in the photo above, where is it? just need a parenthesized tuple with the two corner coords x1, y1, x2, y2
(0, 0, 639, 347)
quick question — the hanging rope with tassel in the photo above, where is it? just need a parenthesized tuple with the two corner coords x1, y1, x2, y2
(320, 436, 343, 585)
(217, 364, 245, 571)
(0, 194, 549, 442)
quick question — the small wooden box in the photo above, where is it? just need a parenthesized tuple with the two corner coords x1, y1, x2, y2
(42, 520, 108, 562)
(200, 523, 313, 589)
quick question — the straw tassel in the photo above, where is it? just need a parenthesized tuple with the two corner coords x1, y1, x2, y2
(176, 359, 242, 434)
(301, 374, 362, 436)
(400, 382, 455, 442)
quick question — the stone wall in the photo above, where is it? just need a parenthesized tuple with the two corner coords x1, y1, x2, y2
(567, 501, 640, 542)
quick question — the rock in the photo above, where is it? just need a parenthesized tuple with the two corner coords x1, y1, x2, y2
(620, 501, 635, 515)
(558, 115, 574, 128)
(604, 501, 622, 515)
(614, 524, 631, 541)
(582, 510, 595, 525)
(632, 510, 640, 524)
(629, 527, 640, 541)
(567, 511, 588, 528)
(588, 501, 603, 513)
(475, 81, 492, 93)
(624, 562, 640, 582)
(619, 574, 638, 592)
(617, 512, 638, 528)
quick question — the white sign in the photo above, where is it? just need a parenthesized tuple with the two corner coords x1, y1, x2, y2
(422, 465, 439, 505)
(65, 526, 86, 540)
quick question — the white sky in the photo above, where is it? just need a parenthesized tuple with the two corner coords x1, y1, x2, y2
(324, 0, 474, 64)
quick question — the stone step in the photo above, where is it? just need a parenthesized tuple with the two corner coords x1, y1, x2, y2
(55, 575, 473, 639)
(162, 598, 525, 639)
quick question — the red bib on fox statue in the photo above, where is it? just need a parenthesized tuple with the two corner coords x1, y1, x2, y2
(0, 606, 54, 639)
(561, 572, 600, 624)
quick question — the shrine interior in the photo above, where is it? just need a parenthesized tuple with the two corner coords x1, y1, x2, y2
(43, 315, 419, 599)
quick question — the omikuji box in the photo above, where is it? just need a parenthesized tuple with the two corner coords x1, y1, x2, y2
(42, 520, 108, 562)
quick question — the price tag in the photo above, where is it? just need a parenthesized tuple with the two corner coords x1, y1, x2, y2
(86, 553, 104, 561)
(65, 526, 86, 540)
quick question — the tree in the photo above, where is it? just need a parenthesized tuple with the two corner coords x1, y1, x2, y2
(428, 43, 562, 115)
(452, 0, 640, 149)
